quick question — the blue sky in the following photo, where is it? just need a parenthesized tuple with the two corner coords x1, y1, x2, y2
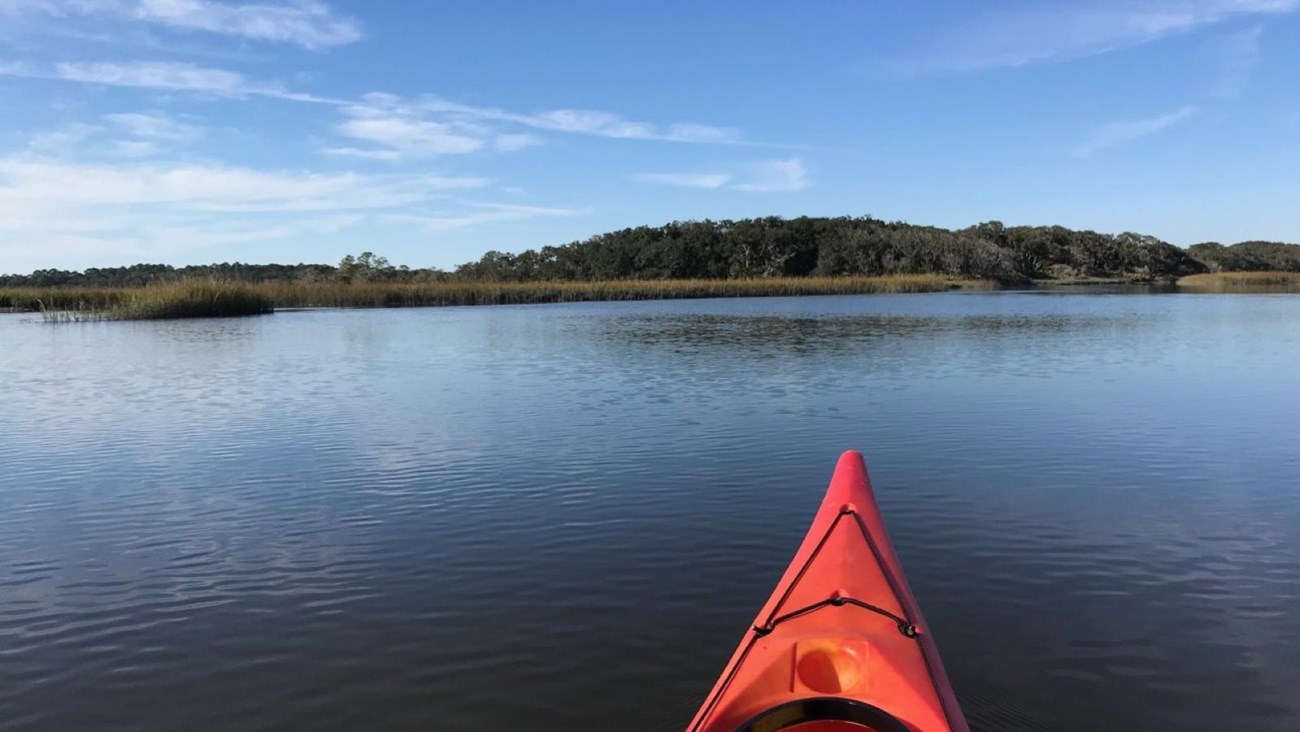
(2, 0, 1299, 273)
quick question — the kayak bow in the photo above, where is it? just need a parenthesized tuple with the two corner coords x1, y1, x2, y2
(687, 451, 968, 732)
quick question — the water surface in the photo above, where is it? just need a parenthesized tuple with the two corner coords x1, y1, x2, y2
(2, 292, 1299, 731)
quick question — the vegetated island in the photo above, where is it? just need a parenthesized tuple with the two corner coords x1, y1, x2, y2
(4, 217, 1299, 320)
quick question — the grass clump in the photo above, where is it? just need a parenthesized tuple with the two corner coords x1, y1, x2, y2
(28, 280, 273, 321)
(1177, 272, 1300, 292)
(110, 280, 274, 319)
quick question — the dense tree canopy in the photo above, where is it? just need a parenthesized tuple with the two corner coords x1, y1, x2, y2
(1187, 241, 1300, 272)
(451, 216, 1211, 283)
(6, 215, 1295, 288)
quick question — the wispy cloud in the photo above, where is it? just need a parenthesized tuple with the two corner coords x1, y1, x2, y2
(57, 60, 244, 92)
(0, 158, 487, 213)
(633, 158, 809, 193)
(420, 96, 743, 144)
(1208, 25, 1264, 97)
(23, 111, 203, 158)
(0, 63, 748, 150)
(735, 158, 810, 192)
(1072, 106, 1200, 157)
(0, 59, 342, 102)
(386, 202, 589, 231)
(888, 0, 1299, 74)
(106, 112, 203, 143)
(318, 92, 743, 159)
(25, 124, 103, 157)
(318, 147, 403, 161)
(0, 157, 491, 269)
(494, 133, 541, 152)
(326, 101, 486, 159)
(1, 0, 361, 49)
(50, 60, 339, 102)
(633, 172, 731, 189)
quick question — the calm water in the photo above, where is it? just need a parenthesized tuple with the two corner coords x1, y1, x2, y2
(2, 292, 1299, 732)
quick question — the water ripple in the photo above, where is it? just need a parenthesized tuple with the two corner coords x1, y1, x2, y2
(1, 295, 1299, 730)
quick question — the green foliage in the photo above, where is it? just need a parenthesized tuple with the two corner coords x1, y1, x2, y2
(0, 262, 337, 288)
(14, 215, 1292, 291)
(337, 251, 395, 283)
(454, 216, 1205, 283)
(1187, 241, 1300, 272)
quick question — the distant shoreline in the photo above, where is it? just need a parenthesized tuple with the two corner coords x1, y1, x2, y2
(4, 272, 1298, 321)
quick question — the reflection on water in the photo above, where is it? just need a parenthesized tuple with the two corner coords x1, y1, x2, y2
(1, 292, 1299, 731)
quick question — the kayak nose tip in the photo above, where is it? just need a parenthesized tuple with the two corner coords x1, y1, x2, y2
(835, 450, 868, 470)
(831, 450, 871, 492)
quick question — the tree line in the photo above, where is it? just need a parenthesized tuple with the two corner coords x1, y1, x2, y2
(1187, 241, 1300, 272)
(5, 216, 1299, 288)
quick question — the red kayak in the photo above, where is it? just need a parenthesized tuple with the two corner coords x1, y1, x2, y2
(687, 451, 968, 732)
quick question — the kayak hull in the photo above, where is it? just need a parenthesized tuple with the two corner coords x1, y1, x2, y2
(687, 451, 968, 732)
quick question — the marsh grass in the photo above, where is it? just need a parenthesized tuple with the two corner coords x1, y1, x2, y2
(261, 274, 988, 308)
(39, 300, 103, 323)
(1178, 272, 1300, 292)
(110, 280, 274, 319)
(17, 280, 274, 321)
(1, 288, 125, 312)
(4, 275, 990, 321)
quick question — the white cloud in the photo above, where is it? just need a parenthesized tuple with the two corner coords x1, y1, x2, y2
(319, 147, 403, 161)
(422, 97, 742, 144)
(666, 123, 740, 143)
(890, 0, 1299, 74)
(133, 0, 361, 48)
(57, 59, 246, 92)
(1072, 105, 1200, 157)
(633, 172, 731, 189)
(108, 140, 162, 157)
(0, 60, 342, 102)
(734, 158, 809, 193)
(0, 158, 487, 214)
(530, 109, 656, 139)
(1, 0, 361, 49)
(316, 94, 746, 160)
(632, 159, 810, 193)
(326, 93, 739, 159)
(389, 202, 589, 231)
(56, 60, 241, 100)
(0, 157, 491, 270)
(3, 62, 747, 150)
(335, 104, 485, 157)
(106, 111, 202, 142)
(494, 133, 540, 152)
(26, 123, 103, 156)
(1208, 25, 1264, 97)
(21, 111, 202, 159)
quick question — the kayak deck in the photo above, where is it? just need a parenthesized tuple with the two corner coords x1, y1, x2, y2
(687, 451, 968, 732)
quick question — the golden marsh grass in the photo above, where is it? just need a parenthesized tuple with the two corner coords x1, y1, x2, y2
(4, 275, 993, 321)
(13, 280, 275, 321)
(1177, 272, 1300, 292)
